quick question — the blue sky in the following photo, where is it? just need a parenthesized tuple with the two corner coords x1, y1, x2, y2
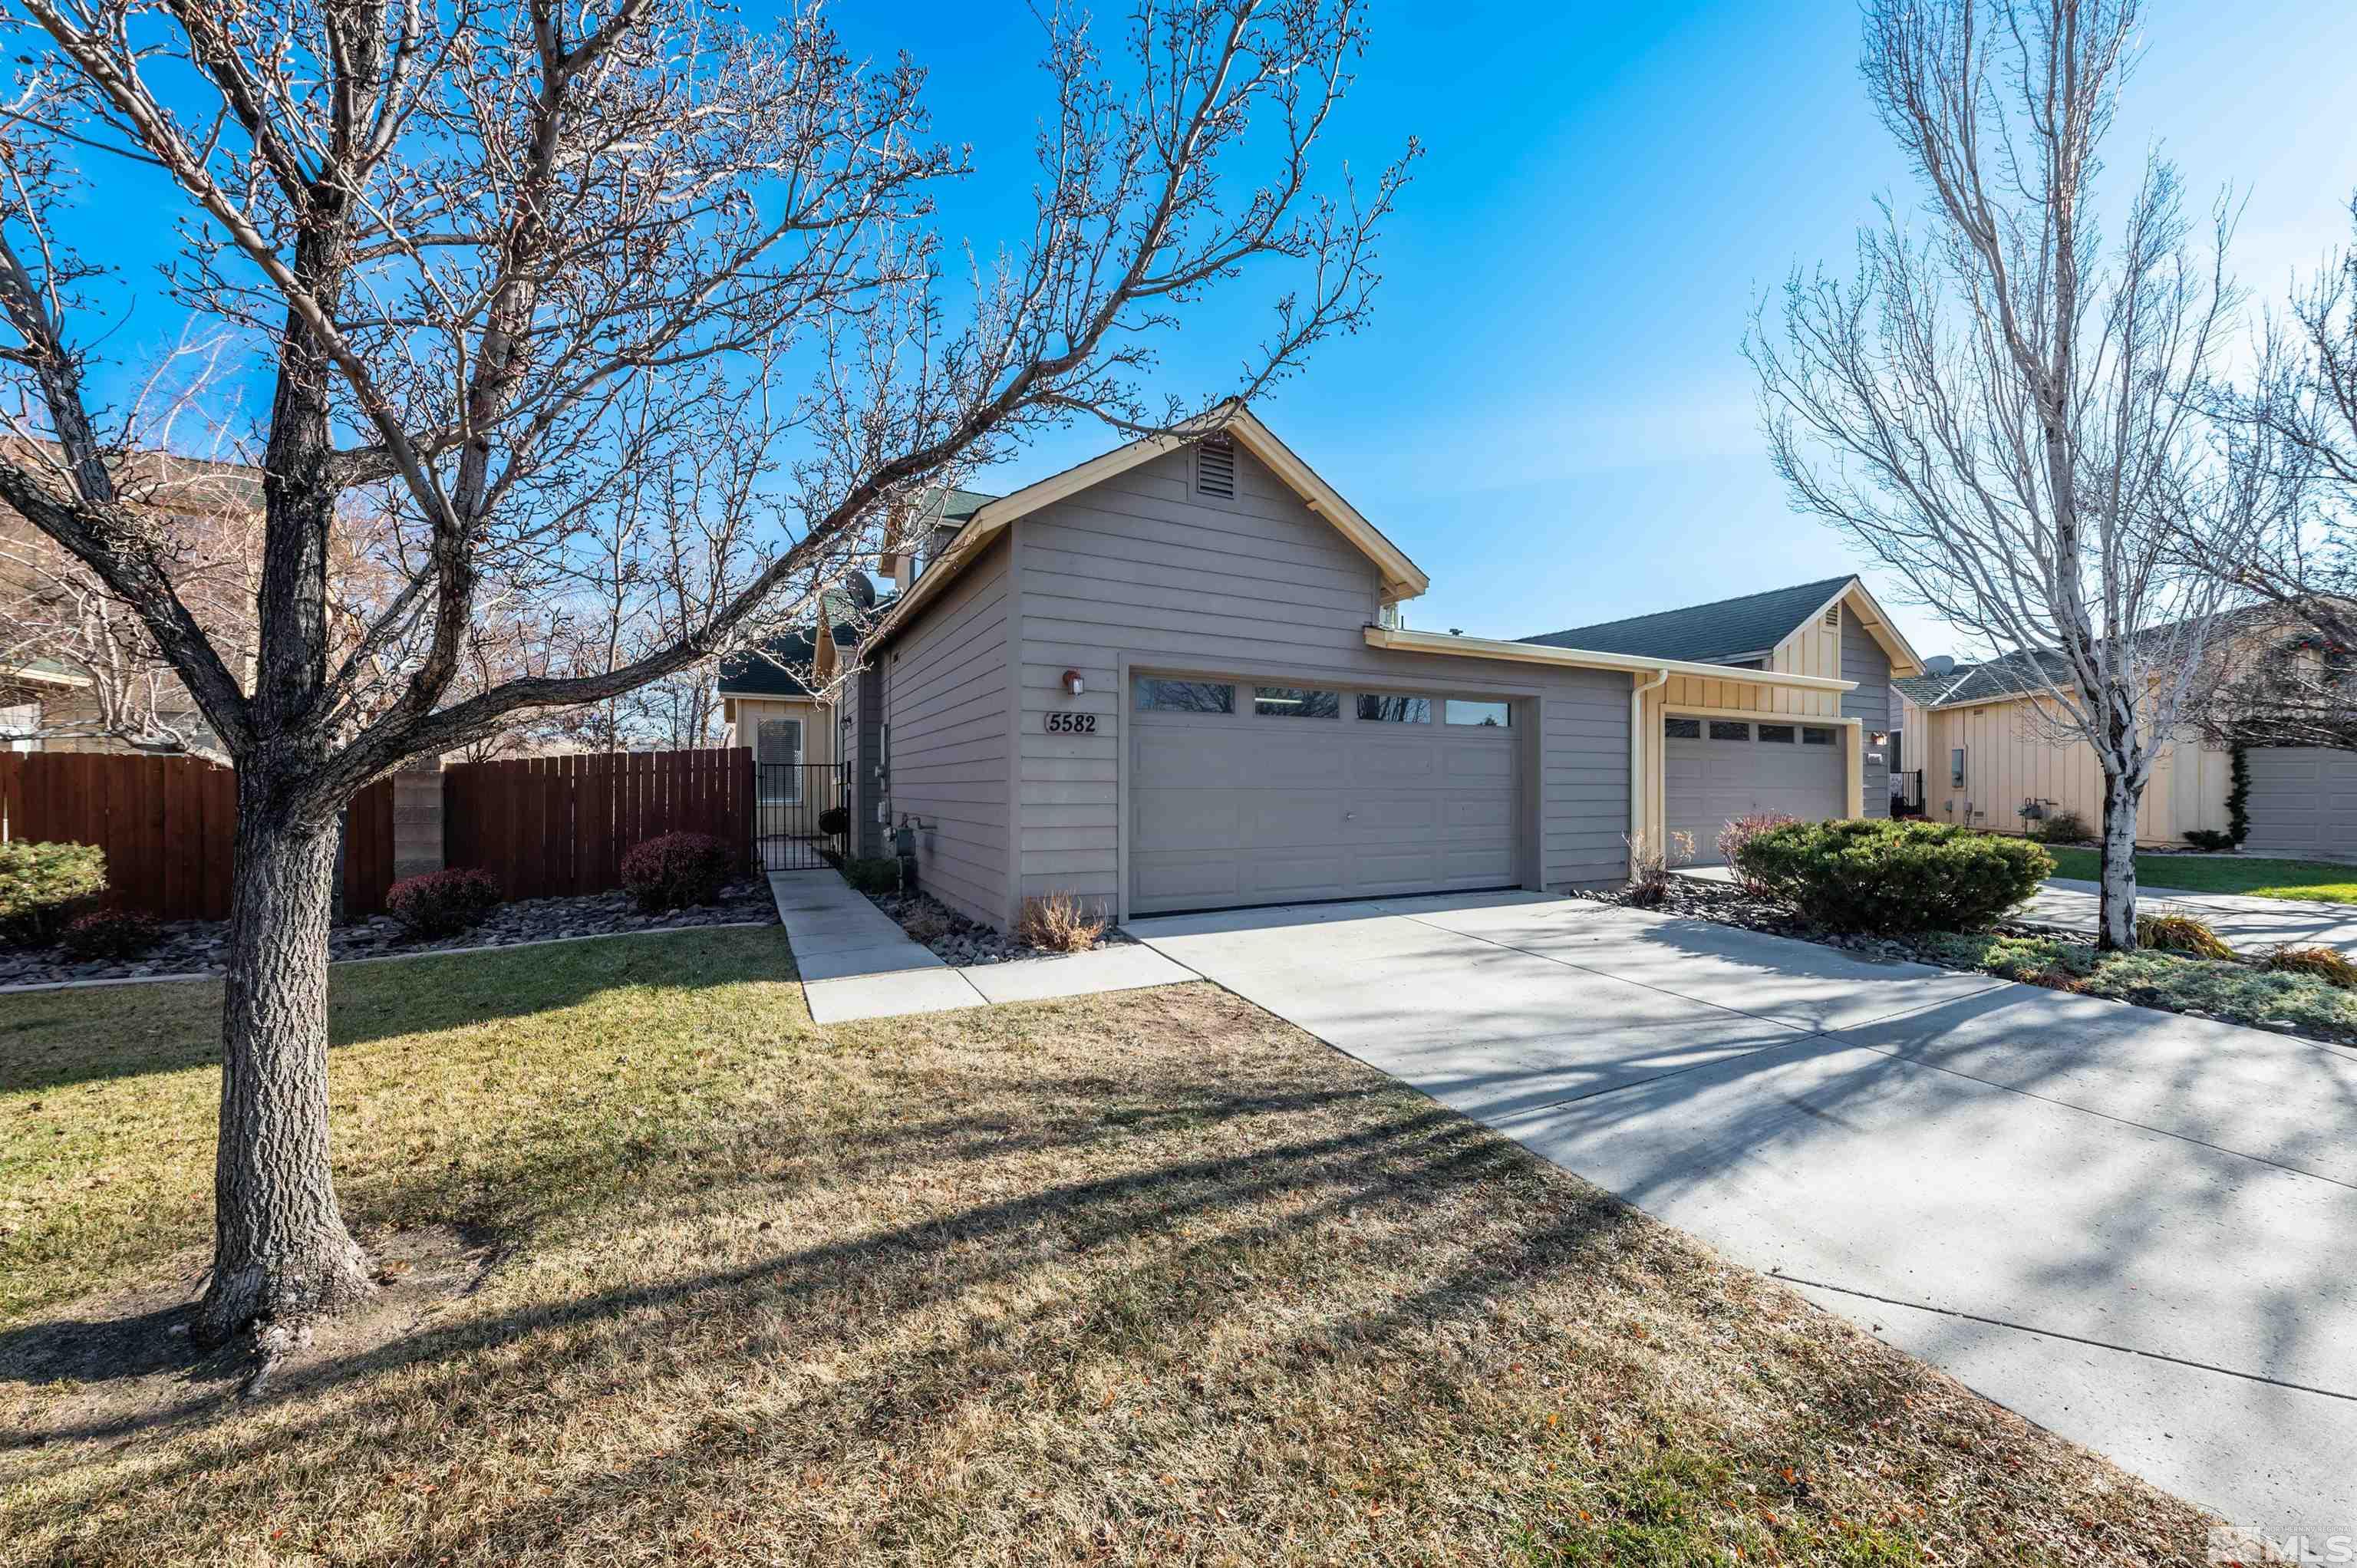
(822, 0, 2357, 660)
(64, 0, 2357, 660)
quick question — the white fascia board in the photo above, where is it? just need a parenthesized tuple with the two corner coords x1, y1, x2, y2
(1363, 626, 1857, 693)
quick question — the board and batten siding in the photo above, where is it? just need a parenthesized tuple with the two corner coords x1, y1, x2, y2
(1840, 614, 1891, 818)
(1007, 442, 1630, 920)
(1908, 693, 2230, 845)
(880, 533, 1012, 927)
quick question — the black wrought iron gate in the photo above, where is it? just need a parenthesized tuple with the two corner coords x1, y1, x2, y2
(757, 762, 849, 871)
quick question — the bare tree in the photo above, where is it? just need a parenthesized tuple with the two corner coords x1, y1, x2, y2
(1747, 0, 2288, 948)
(0, 0, 1410, 1346)
(2187, 196, 2357, 749)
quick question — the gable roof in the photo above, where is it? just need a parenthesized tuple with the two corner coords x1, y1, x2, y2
(863, 404, 1426, 649)
(717, 584, 877, 698)
(1521, 576, 1861, 664)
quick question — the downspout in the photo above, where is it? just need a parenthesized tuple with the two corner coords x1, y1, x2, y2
(1630, 667, 1670, 853)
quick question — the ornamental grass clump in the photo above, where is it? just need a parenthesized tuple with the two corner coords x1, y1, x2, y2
(1731, 818, 2050, 935)
(2135, 910, 2234, 961)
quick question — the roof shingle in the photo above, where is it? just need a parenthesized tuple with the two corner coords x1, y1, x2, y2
(1521, 576, 1858, 664)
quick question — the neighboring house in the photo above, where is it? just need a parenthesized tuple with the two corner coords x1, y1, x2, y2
(1891, 624, 2357, 854)
(1523, 575, 1921, 864)
(717, 590, 871, 828)
(829, 407, 1925, 931)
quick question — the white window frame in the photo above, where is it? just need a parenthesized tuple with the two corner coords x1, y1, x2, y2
(758, 715, 806, 803)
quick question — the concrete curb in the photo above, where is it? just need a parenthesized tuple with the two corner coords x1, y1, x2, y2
(0, 918, 781, 997)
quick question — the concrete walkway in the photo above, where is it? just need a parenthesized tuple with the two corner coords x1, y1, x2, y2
(1129, 891, 2357, 1545)
(2019, 877, 2357, 956)
(768, 871, 1193, 1023)
(1678, 862, 2357, 957)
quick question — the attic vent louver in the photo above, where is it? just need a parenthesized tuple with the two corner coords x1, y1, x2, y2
(1821, 604, 1841, 630)
(1195, 435, 1235, 499)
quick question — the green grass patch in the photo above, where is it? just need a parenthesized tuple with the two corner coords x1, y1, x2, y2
(2042, 848, 2357, 904)
(1918, 931, 2357, 1036)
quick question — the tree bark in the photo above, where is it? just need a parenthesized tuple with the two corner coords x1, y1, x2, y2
(193, 772, 374, 1348)
(2096, 769, 2143, 953)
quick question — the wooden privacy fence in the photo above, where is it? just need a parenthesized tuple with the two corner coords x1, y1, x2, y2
(443, 747, 754, 901)
(0, 753, 396, 921)
(0, 745, 752, 921)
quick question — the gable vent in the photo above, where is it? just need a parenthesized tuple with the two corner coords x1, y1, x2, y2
(1195, 436, 1235, 499)
(1821, 604, 1841, 630)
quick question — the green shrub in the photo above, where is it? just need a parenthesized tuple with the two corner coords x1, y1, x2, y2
(58, 907, 162, 960)
(385, 867, 503, 938)
(2263, 944, 2357, 988)
(2136, 910, 2235, 960)
(1730, 818, 2052, 934)
(2181, 828, 2236, 852)
(620, 832, 734, 911)
(2033, 809, 2091, 844)
(0, 840, 107, 947)
(840, 855, 901, 896)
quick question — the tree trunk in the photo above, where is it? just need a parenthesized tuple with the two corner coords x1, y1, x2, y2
(2096, 769, 2142, 953)
(193, 777, 374, 1347)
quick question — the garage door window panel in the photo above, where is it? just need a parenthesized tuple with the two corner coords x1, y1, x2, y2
(1254, 686, 1340, 718)
(1665, 717, 1702, 739)
(1802, 726, 1837, 746)
(1136, 677, 1233, 714)
(1445, 699, 1512, 728)
(1759, 725, 1796, 743)
(1709, 721, 1751, 741)
(1357, 694, 1432, 723)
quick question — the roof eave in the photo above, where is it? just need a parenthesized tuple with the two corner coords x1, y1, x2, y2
(1365, 625, 1858, 692)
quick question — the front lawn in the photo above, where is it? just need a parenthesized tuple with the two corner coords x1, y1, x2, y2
(2, 930, 2216, 1564)
(2042, 847, 2357, 904)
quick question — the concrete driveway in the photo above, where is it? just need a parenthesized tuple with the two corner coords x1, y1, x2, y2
(1128, 891, 2357, 1546)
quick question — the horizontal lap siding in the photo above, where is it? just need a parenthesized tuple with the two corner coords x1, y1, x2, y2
(885, 535, 1011, 927)
(1013, 444, 1630, 912)
(1841, 617, 1891, 818)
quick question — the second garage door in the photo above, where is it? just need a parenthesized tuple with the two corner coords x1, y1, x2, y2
(1666, 715, 1844, 864)
(2243, 746, 2357, 857)
(1129, 675, 1521, 915)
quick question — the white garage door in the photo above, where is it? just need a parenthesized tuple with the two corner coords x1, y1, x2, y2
(2244, 747, 2357, 857)
(1665, 716, 1845, 865)
(1129, 675, 1521, 915)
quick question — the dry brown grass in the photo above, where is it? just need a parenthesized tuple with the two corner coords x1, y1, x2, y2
(0, 928, 2217, 1565)
(1014, 891, 1108, 952)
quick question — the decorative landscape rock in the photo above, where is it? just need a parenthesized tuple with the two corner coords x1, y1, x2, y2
(0, 878, 778, 989)
(863, 887, 1129, 965)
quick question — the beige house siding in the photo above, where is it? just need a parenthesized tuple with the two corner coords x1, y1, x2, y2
(724, 696, 838, 770)
(1904, 693, 2230, 845)
(881, 533, 1013, 927)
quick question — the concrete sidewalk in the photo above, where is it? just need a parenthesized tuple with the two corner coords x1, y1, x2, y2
(2019, 878, 2357, 956)
(769, 871, 1194, 1023)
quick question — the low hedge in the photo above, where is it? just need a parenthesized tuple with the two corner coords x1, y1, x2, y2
(0, 840, 107, 947)
(1731, 818, 2051, 934)
(620, 831, 734, 911)
(385, 867, 503, 939)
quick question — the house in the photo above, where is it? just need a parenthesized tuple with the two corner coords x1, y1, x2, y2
(1894, 631, 2357, 855)
(717, 588, 875, 847)
(826, 407, 1924, 931)
(1522, 575, 1919, 863)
